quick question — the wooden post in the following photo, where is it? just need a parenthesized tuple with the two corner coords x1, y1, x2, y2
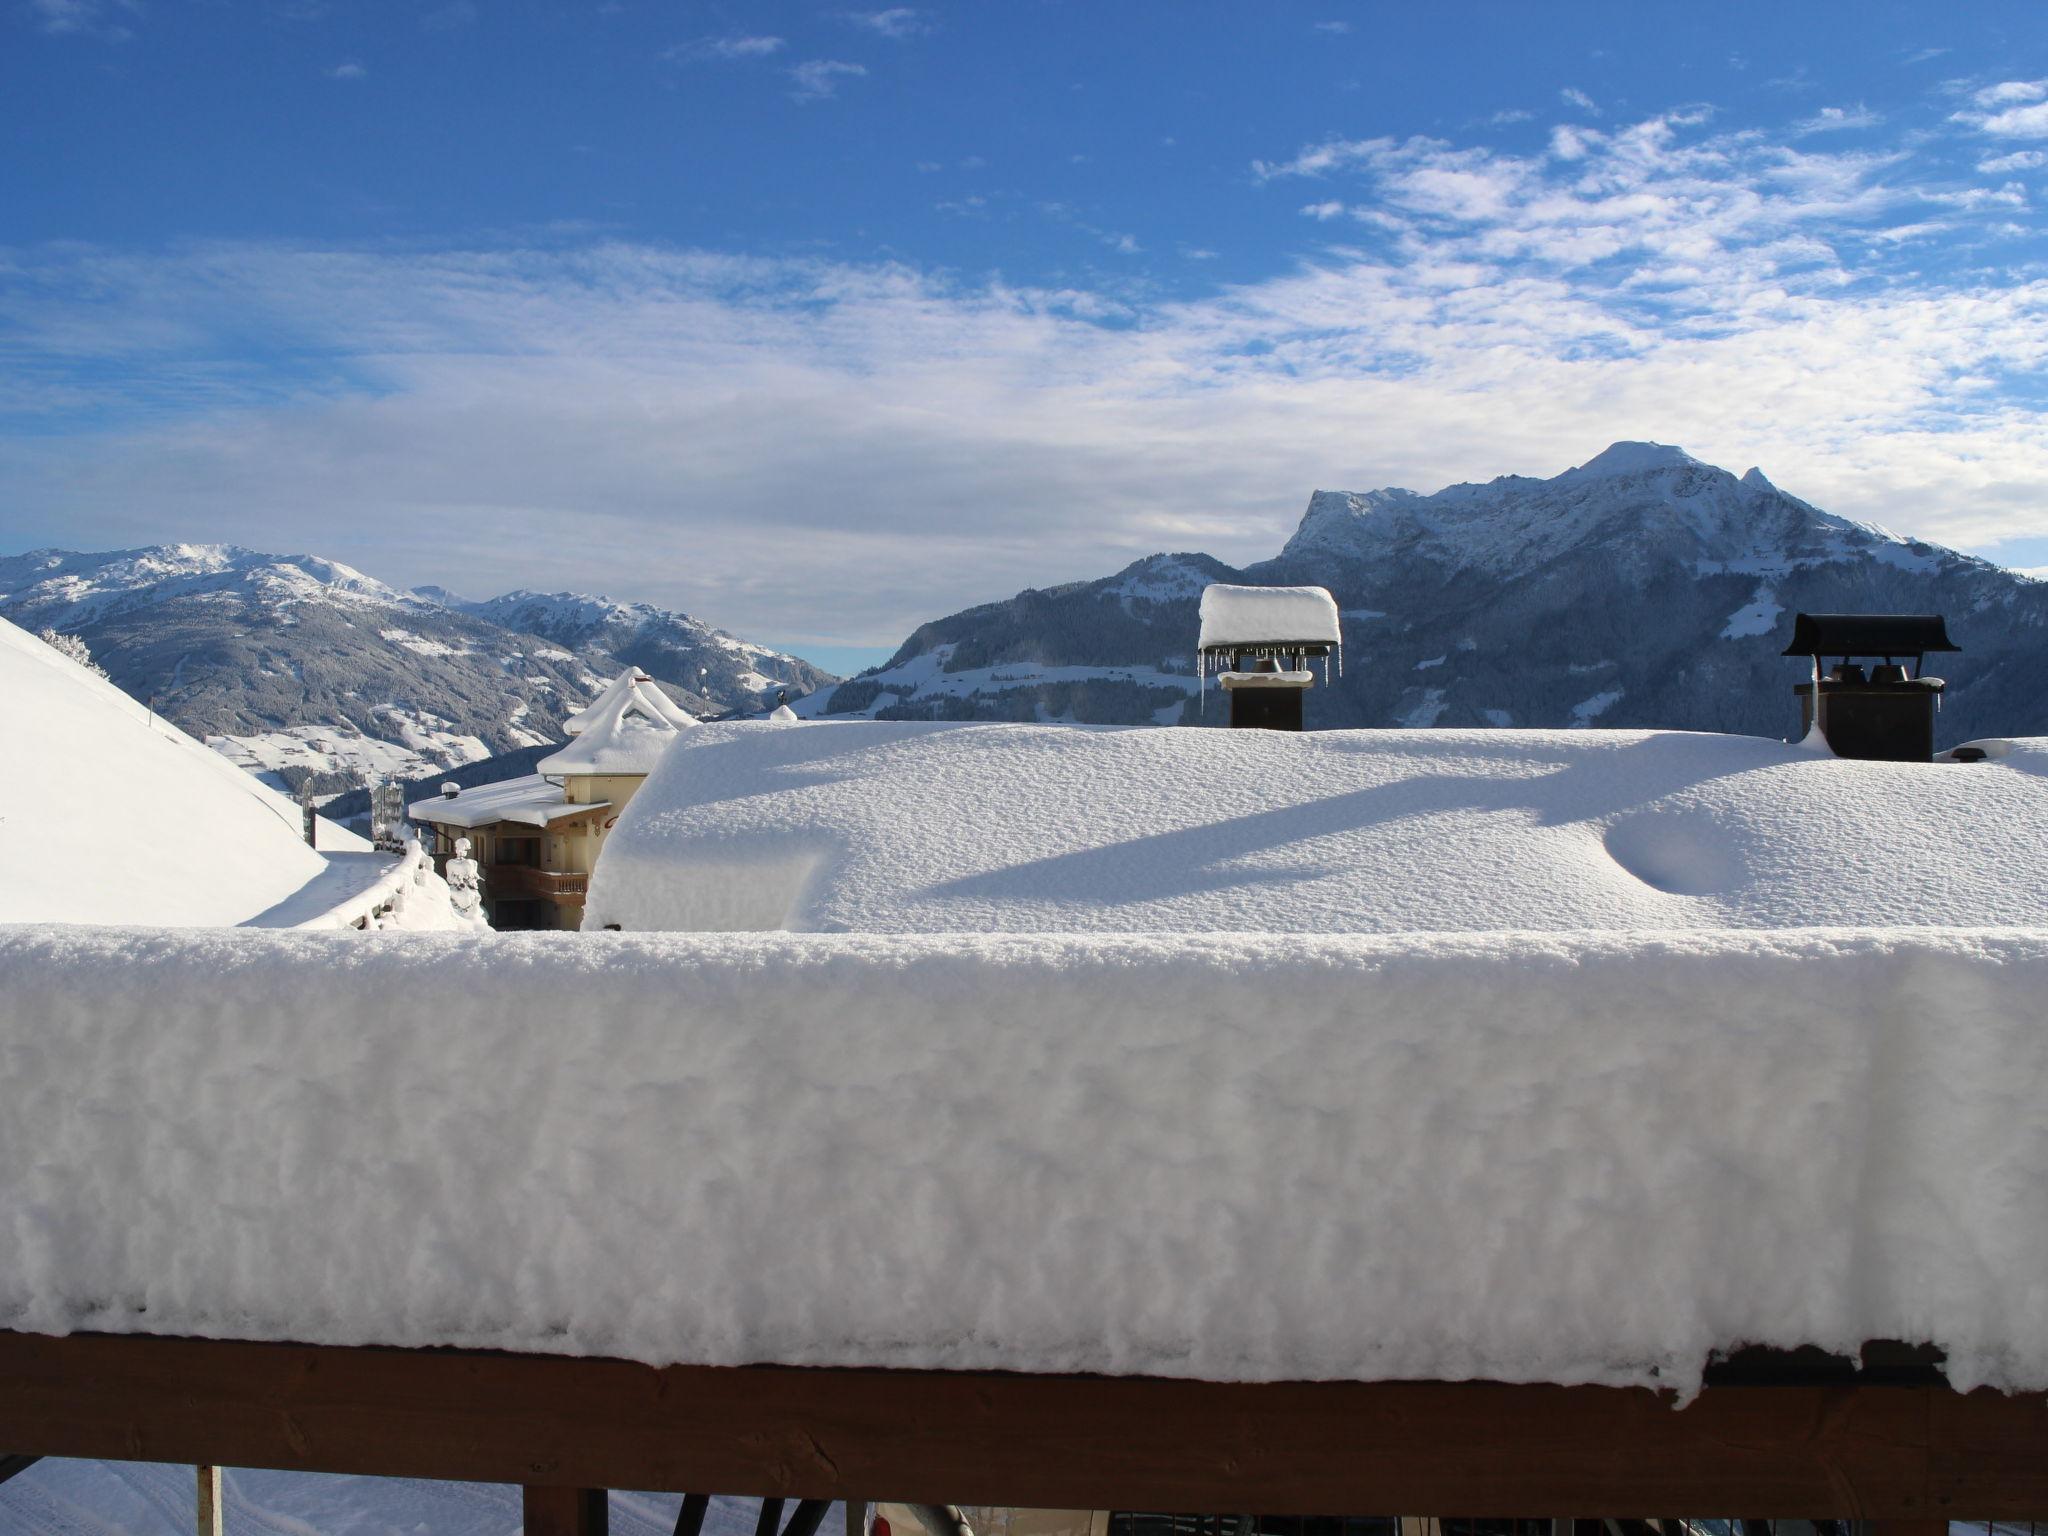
(845, 1499, 867, 1536)
(0, 1456, 40, 1489)
(524, 1486, 608, 1536)
(196, 1464, 222, 1536)
(755, 1498, 787, 1536)
(673, 1494, 711, 1536)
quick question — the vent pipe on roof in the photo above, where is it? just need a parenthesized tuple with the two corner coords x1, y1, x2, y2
(1196, 584, 1341, 731)
(1782, 612, 1959, 762)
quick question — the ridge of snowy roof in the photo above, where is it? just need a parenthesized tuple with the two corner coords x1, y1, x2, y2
(540, 668, 697, 776)
(562, 668, 697, 736)
(1196, 584, 1341, 649)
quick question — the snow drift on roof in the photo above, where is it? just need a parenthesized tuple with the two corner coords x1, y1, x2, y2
(586, 721, 2048, 934)
(5, 924, 2048, 1395)
(0, 616, 352, 925)
(541, 668, 696, 776)
(1196, 583, 1341, 649)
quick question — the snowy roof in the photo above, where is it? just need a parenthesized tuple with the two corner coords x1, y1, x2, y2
(0, 616, 364, 926)
(1197, 584, 1341, 650)
(408, 774, 610, 829)
(587, 721, 2048, 934)
(539, 669, 696, 776)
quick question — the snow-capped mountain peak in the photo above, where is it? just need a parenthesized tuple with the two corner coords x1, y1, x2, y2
(1559, 440, 1703, 481)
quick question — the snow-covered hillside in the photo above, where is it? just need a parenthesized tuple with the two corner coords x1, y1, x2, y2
(0, 546, 834, 802)
(462, 589, 833, 709)
(0, 616, 359, 924)
(801, 444, 2048, 741)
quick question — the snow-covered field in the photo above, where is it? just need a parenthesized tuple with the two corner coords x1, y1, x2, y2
(587, 721, 2048, 934)
(0, 1459, 813, 1536)
(4, 924, 2047, 1397)
(208, 719, 497, 804)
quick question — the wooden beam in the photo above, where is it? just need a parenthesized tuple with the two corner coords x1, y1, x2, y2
(524, 1486, 608, 1536)
(2, 1331, 2046, 1518)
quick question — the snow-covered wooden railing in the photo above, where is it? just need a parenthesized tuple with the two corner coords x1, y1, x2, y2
(4, 925, 2047, 1400)
(291, 839, 436, 931)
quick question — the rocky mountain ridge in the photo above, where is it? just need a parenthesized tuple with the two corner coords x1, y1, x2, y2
(0, 544, 832, 799)
(798, 442, 2047, 743)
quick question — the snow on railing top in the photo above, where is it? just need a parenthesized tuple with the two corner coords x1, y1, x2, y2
(4, 924, 2047, 1397)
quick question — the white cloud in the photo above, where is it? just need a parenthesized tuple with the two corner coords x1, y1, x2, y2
(419, 0, 475, 32)
(788, 59, 867, 102)
(1560, 87, 1600, 116)
(1979, 150, 2047, 172)
(1301, 201, 1346, 221)
(1982, 102, 2048, 139)
(668, 34, 784, 62)
(1313, 20, 1351, 34)
(6, 110, 2047, 647)
(845, 7, 926, 38)
(1487, 108, 1534, 127)
(1952, 80, 2048, 139)
(1974, 79, 2047, 108)
(328, 61, 367, 80)
(1796, 104, 1881, 134)
(28, 0, 133, 38)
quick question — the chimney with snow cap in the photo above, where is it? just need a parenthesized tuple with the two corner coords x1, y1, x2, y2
(1783, 613, 1959, 762)
(1197, 583, 1342, 731)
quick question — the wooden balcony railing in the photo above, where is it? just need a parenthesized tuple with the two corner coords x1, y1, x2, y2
(485, 864, 588, 899)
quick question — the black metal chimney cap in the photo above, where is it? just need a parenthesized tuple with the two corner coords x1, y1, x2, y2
(1781, 613, 1959, 658)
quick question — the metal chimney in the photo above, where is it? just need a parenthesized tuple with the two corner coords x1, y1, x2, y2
(1782, 612, 1959, 762)
(1196, 584, 1342, 732)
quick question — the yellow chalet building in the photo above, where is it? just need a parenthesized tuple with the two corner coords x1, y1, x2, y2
(409, 668, 695, 929)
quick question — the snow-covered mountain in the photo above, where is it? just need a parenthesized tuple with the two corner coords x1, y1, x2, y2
(0, 545, 832, 800)
(800, 443, 2048, 742)
(458, 589, 832, 707)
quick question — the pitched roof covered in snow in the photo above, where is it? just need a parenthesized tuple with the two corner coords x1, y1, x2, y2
(408, 773, 610, 830)
(1196, 583, 1342, 650)
(0, 616, 349, 925)
(539, 668, 696, 777)
(585, 720, 2048, 934)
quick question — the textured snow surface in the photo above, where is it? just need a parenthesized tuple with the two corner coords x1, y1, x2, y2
(0, 617, 356, 925)
(1197, 583, 1341, 648)
(4, 925, 2048, 1394)
(588, 722, 2048, 935)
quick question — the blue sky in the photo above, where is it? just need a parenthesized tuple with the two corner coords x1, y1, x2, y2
(3, 1, 2046, 665)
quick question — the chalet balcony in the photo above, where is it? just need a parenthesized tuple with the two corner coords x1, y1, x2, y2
(484, 864, 587, 899)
